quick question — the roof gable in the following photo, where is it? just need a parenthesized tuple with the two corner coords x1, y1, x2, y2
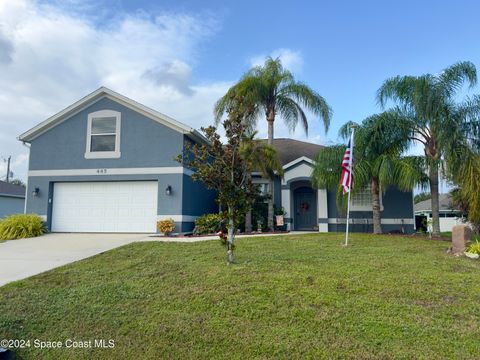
(283, 156, 314, 170)
(18, 87, 206, 144)
(259, 138, 324, 165)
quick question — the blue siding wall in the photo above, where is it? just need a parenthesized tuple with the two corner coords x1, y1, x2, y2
(0, 196, 25, 218)
(326, 186, 414, 233)
(182, 174, 217, 216)
(28, 97, 183, 170)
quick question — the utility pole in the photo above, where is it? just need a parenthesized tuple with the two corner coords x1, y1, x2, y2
(5, 156, 11, 183)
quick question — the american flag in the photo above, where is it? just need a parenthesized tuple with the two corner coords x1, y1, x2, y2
(340, 134, 354, 194)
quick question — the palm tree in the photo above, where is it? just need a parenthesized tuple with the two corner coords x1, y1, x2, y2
(377, 61, 477, 237)
(445, 96, 480, 228)
(312, 113, 427, 234)
(214, 57, 332, 230)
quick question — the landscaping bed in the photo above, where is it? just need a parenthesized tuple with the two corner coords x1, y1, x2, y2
(0, 233, 479, 359)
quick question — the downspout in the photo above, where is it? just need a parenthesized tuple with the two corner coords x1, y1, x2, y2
(21, 141, 30, 214)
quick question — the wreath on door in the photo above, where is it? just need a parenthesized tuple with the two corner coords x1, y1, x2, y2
(300, 201, 310, 211)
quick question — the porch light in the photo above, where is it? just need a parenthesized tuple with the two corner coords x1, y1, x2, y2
(165, 185, 172, 196)
(32, 187, 40, 197)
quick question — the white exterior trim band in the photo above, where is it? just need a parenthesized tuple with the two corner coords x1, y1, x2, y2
(283, 156, 314, 170)
(28, 167, 194, 177)
(326, 218, 414, 225)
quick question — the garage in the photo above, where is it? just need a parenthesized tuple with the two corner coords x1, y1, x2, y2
(51, 181, 158, 233)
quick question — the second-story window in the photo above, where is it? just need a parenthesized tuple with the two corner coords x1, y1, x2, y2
(85, 110, 121, 159)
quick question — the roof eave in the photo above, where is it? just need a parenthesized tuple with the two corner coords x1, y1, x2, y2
(17, 86, 200, 143)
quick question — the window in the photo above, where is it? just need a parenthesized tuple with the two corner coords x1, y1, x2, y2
(350, 185, 383, 211)
(252, 178, 270, 202)
(85, 110, 121, 159)
(259, 183, 269, 196)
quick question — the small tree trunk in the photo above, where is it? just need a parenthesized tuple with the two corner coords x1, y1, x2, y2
(429, 164, 441, 237)
(267, 116, 274, 231)
(227, 206, 235, 265)
(371, 178, 382, 234)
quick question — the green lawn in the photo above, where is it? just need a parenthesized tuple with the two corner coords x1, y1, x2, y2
(1, 233, 479, 359)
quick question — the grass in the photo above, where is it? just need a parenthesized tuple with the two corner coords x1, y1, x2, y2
(0, 233, 479, 359)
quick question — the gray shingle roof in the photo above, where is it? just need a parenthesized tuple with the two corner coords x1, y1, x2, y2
(260, 138, 324, 166)
(0, 181, 26, 198)
(414, 193, 455, 212)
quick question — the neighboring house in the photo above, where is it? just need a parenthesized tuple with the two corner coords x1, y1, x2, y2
(0, 181, 25, 218)
(254, 139, 415, 233)
(18, 87, 217, 233)
(414, 194, 465, 232)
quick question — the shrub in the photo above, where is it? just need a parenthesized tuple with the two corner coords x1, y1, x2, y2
(157, 218, 175, 234)
(466, 240, 480, 255)
(194, 213, 223, 235)
(0, 214, 46, 240)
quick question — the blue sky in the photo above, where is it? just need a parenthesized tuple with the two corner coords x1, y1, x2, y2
(1, 0, 480, 179)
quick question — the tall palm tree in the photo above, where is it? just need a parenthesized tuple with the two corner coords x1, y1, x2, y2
(312, 113, 427, 234)
(214, 57, 332, 230)
(377, 61, 477, 237)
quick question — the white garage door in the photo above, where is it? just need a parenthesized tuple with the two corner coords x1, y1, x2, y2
(51, 181, 158, 233)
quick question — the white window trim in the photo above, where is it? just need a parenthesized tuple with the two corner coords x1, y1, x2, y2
(85, 110, 121, 159)
(350, 185, 384, 211)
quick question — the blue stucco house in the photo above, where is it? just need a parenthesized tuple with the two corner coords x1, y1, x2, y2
(0, 181, 25, 218)
(18, 87, 217, 233)
(18, 87, 415, 234)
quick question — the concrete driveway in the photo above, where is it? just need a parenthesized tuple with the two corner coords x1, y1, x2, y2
(0, 233, 151, 287)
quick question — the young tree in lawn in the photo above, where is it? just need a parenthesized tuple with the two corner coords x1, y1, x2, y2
(214, 57, 332, 231)
(178, 99, 281, 264)
(312, 112, 427, 234)
(377, 61, 477, 237)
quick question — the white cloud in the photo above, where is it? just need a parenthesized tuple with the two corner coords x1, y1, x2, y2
(0, 0, 229, 180)
(249, 48, 304, 73)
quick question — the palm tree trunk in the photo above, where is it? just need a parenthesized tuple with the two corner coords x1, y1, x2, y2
(429, 165, 441, 237)
(267, 116, 274, 231)
(371, 177, 382, 234)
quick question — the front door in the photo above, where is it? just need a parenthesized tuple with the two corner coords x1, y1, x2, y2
(294, 186, 317, 230)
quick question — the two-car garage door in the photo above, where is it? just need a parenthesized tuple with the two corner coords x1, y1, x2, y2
(51, 181, 158, 233)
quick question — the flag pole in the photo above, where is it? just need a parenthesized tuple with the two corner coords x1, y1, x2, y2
(345, 184, 352, 246)
(344, 125, 356, 247)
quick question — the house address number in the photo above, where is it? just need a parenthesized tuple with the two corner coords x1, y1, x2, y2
(96, 169, 107, 174)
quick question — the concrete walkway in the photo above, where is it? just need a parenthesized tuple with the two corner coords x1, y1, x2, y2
(0, 231, 313, 287)
(155, 231, 316, 242)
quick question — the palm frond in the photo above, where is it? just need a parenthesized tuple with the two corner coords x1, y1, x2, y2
(438, 61, 477, 97)
(280, 82, 332, 132)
